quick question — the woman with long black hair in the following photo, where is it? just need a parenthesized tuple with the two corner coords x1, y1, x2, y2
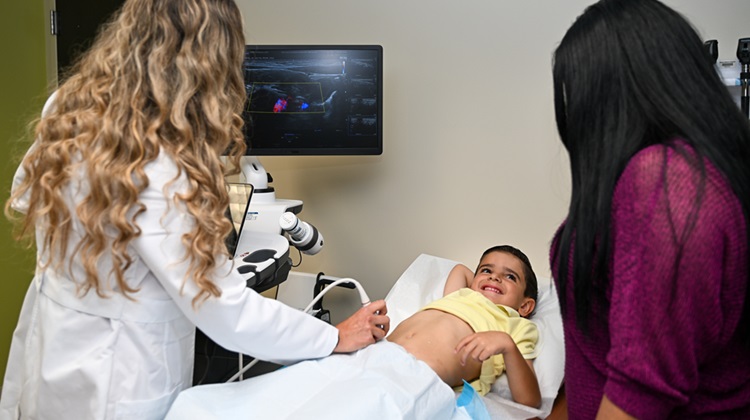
(551, 0, 750, 418)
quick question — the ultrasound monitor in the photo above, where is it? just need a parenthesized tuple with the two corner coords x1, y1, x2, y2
(242, 45, 383, 155)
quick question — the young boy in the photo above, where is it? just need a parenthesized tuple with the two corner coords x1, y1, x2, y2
(387, 245, 541, 408)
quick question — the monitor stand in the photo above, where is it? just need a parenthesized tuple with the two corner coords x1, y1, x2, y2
(231, 156, 302, 292)
(239, 156, 303, 233)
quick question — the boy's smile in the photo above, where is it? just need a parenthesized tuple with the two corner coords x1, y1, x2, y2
(470, 251, 535, 317)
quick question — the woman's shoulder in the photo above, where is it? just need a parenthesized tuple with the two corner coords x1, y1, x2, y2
(621, 138, 728, 189)
(619, 139, 726, 195)
(615, 139, 743, 229)
(625, 139, 695, 172)
(42, 90, 58, 116)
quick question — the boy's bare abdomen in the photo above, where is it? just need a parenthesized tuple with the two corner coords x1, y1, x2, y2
(387, 309, 482, 387)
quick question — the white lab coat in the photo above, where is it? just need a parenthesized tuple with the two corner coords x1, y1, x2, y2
(0, 95, 339, 420)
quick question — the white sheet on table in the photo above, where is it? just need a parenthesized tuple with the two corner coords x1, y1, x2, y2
(166, 341, 470, 420)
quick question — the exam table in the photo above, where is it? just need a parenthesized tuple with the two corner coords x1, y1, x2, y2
(166, 254, 565, 419)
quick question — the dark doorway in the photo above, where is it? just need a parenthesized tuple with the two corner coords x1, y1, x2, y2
(54, 0, 125, 80)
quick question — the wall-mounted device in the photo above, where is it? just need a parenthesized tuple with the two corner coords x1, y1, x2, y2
(704, 39, 719, 64)
(737, 37, 750, 118)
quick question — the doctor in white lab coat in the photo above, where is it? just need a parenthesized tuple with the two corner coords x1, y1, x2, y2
(0, 1, 389, 419)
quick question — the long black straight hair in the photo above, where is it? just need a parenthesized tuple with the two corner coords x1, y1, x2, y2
(551, 0, 750, 342)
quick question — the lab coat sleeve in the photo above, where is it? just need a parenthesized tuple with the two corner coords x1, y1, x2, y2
(10, 151, 32, 214)
(131, 153, 339, 364)
(10, 91, 58, 214)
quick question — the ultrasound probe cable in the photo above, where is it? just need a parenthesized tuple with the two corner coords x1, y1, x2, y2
(226, 278, 372, 383)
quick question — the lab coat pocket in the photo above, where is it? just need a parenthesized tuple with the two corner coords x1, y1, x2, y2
(110, 316, 194, 419)
(114, 390, 178, 420)
(164, 317, 196, 387)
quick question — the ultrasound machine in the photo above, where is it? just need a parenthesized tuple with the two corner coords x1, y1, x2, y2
(194, 45, 384, 384)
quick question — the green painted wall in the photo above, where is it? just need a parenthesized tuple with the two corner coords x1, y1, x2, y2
(0, 1, 48, 383)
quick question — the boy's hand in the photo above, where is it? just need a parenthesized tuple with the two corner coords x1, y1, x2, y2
(457, 331, 542, 408)
(454, 331, 515, 365)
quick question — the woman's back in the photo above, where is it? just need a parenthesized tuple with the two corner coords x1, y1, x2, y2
(555, 142, 750, 418)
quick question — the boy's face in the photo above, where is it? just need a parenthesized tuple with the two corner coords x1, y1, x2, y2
(470, 251, 535, 317)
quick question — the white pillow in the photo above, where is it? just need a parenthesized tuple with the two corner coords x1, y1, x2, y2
(385, 254, 565, 419)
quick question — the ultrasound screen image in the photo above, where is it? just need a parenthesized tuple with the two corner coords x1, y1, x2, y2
(242, 46, 382, 155)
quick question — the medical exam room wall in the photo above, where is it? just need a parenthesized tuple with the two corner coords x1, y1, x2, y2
(236, 0, 750, 321)
(1, 1, 748, 381)
(0, 1, 47, 383)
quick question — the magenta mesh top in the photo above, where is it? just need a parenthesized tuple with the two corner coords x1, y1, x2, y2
(552, 141, 750, 419)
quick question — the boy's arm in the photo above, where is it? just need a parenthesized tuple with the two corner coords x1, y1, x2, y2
(502, 337, 542, 408)
(455, 332, 542, 408)
(443, 264, 474, 296)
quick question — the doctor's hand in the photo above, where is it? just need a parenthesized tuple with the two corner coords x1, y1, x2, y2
(332, 300, 390, 353)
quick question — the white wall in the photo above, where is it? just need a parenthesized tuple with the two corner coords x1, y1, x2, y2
(236, 0, 750, 321)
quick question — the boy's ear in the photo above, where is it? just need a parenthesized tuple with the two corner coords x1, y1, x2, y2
(518, 298, 535, 318)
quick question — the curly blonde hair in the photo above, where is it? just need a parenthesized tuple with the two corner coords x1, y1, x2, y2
(6, 0, 247, 305)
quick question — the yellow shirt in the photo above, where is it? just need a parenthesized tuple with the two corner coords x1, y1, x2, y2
(421, 288, 538, 395)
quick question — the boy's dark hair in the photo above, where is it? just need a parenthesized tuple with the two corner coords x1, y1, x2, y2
(479, 245, 538, 304)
